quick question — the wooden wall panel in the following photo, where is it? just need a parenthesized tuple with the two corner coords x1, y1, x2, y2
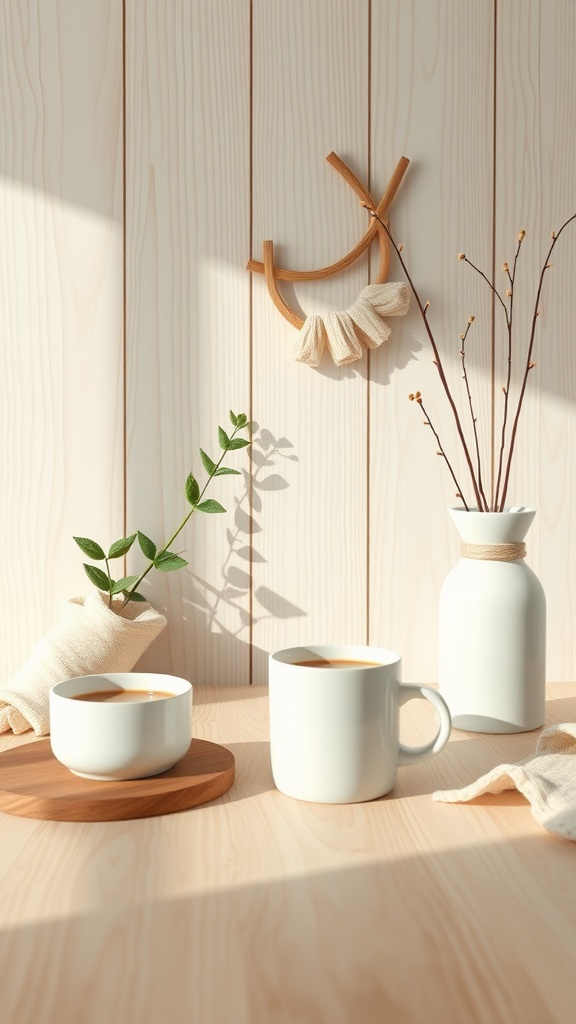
(3, 1, 576, 690)
(0, 0, 123, 681)
(250, 0, 370, 683)
(125, 1, 251, 684)
(369, 1, 495, 680)
(495, 0, 576, 681)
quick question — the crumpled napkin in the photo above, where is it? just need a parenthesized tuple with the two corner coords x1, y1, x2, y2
(0, 591, 167, 736)
(433, 723, 576, 840)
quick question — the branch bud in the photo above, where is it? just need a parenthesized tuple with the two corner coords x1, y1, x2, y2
(502, 262, 510, 272)
(458, 252, 466, 260)
(518, 229, 526, 241)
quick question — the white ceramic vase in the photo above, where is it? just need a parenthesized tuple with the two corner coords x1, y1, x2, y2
(438, 506, 546, 733)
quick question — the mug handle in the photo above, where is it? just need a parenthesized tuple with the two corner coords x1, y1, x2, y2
(397, 684, 452, 766)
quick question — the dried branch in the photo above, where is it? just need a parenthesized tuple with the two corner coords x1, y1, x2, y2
(499, 213, 576, 510)
(460, 318, 489, 511)
(409, 393, 469, 510)
(365, 205, 484, 510)
(493, 231, 525, 510)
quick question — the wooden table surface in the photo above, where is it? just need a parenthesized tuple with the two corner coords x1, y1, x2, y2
(0, 683, 575, 1024)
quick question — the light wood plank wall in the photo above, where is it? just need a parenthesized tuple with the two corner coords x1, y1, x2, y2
(2, 1, 576, 687)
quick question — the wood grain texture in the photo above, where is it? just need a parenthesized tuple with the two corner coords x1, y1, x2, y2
(125, 0, 251, 684)
(0, 1, 124, 682)
(0, 737, 234, 821)
(368, 1, 496, 679)
(4, 1, 576, 694)
(0, 684, 575, 1023)
(494, 0, 576, 681)
(250, 0, 370, 683)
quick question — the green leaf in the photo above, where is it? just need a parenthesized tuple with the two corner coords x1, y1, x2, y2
(228, 438, 251, 450)
(200, 449, 217, 475)
(218, 426, 230, 450)
(83, 563, 111, 592)
(214, 467, 241, 476)
(126, 590, 147, 603)
(185, 473, 200, 506)
(108, 534, 137, 559)
(74, 536, 106, 561)
(236, 413, 248, 428)
(154, 551, 188, 572)
(138, 531, 157, 560)
(229, 410, 238, 427)
(110, 575, 139, 595)
(196, 499, 226, 514)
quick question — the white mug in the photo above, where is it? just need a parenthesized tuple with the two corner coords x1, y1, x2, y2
(269, 645, 451, 803)
(49, 672, 192, 781)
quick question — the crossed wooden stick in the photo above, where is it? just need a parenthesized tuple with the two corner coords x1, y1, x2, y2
(247, 153, 410, 329)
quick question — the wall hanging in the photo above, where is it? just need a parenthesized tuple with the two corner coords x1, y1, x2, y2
(247, 153, 411, 367)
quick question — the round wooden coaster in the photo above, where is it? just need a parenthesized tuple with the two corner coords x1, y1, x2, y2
(0, 738, 235, 822)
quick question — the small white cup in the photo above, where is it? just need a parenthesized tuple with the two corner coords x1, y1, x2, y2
(269, 645, 451, 803)
(49, 672, 193, 781)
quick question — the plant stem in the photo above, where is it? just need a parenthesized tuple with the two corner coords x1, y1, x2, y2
(121, 423, 246, 607)
(499, 213, 576, 510)
(105, 558, 113, 608)
(493, 234, 523, 511)
(461, 255, 510, 324)
(412, 395, 469, 510)
(460, 321, 489, 510)
(366, 206, 484, 510)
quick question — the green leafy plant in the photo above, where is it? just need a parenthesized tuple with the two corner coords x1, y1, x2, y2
(74, 411, 251, 607)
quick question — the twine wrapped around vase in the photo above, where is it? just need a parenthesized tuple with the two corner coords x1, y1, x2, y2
(293, 281, 410, 367)
(0, 591, 167, 736)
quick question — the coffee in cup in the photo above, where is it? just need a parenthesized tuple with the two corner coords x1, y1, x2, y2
(49, 672, 192, 781)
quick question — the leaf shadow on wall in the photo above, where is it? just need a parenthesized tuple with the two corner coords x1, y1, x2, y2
(185, 425, 306, 650)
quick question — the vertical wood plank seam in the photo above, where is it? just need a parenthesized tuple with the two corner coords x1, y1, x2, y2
(248, 0, 254, 682)
(122, 0, 128, 544)
(490, 0, 498, 507)
(366, 0, 372, 646)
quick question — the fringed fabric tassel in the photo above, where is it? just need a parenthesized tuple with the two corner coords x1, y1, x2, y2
(294, 281, 410, 367)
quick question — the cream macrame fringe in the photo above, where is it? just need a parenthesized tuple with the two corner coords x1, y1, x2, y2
(293, 281, 410, 367)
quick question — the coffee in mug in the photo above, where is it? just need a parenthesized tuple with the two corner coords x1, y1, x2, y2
(293, 658, 382, 669)
(269, 644, 451, 803)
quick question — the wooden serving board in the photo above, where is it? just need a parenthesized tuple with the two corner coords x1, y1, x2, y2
(0, 738, 235, 822)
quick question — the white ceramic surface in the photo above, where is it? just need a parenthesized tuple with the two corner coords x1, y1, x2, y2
(49, 672, 193, 780)
(439, 507, 546, 733)
(268, 645, 451, 803)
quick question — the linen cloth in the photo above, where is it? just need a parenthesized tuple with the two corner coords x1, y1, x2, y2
(0, 591, 167, 736)
(293, 281, 410, 366)
(433, 722, 576, 840)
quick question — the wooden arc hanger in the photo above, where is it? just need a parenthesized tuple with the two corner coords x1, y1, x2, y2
(247, 153, 410, 329)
